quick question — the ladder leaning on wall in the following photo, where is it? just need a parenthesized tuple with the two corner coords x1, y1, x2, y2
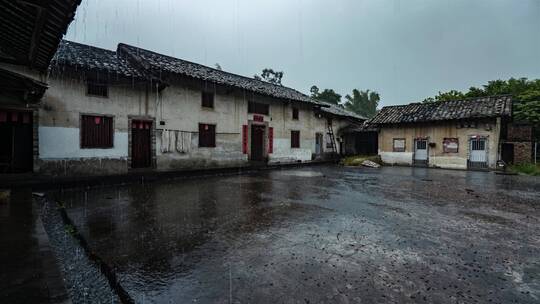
(326, 122, 339, 158)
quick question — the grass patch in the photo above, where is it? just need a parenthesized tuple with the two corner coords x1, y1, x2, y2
(509, 163, 540, 176)
(341, 155, 381, 166)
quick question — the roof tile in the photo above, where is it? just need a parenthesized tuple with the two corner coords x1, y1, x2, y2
(370, 96, 512, 125)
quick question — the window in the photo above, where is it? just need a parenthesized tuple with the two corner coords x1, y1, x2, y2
(443, 138, 459, 153)
(292, 107, 299, 120)
(471, 138, 486, 151)
(87, 81, 108, 97)
(81, 115, 113, 148)
(248, 101, 269, 115)
(201, 92, 214, 108)
(291, 130, 300, 148)
(393, 138, 405, 152)
(199, 123, 216, 147)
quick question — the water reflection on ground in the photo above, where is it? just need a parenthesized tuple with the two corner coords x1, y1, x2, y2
(55, 166, 540, 303)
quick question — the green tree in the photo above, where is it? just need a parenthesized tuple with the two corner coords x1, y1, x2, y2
(310, 85, 342, 105)
(515, 90, 540, 125)
(423, 90, 465, 103)
(254, 68, 284, 85)
(343, 89, 380, 118)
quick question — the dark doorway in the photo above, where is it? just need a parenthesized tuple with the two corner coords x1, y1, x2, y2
(501, 143, 514, 165)
(250, 124, 265, 161)
(0, 110, 33, 173)
(131, 120, 152, 168)
(354, 131, 378, 155)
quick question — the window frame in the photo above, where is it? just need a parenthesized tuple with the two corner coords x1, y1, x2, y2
(86, 81, 109, 98)
(292, 107, 299, 120)
(443, 138, 459, 153)
(198, 123, 216, 148)
(291, 130, 300, 148)
(201, 91, 215, 108)
(248, 101, 270, 115)
(392, 138, 406, 152)
(80, 114, 114, 149)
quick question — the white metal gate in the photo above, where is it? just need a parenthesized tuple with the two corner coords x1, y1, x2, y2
(469, 138, 487, 168)
(414, 139, 428, 165)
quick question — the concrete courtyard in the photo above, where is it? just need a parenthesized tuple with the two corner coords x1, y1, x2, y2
(56, 166, 540, 303)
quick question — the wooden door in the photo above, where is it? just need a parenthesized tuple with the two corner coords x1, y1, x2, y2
(250, 125, 265, 161)
(0, 110, 32, 173)
(131, 120, 152, 168)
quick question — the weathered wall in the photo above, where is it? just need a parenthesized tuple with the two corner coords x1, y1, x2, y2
(37, 73, 151, 175)
(378, 119, 501, 169)
(512, 142, 533, 164)
(37, 71, 354, 175)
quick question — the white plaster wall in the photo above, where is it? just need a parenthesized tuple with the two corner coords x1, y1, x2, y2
(39, 126, 128, 159)
(380, 152, 413, 165)
(429, 156, 467, 169)
(40, 72, 355, 169)
(269, 138, 312, 163)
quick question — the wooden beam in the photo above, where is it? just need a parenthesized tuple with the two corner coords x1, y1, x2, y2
(28, 5, 48, 68)
(17, 0, 51, 9)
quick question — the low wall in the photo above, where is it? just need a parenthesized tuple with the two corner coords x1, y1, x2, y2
(429, 156, 467, 169)
(380, 152, 413, 165)
(36, 158, 128, 176)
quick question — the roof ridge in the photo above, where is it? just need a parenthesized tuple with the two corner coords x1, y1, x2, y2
(117, 42, 308, 97)
(61, 39, 118, 54)
(380, 94, 513, 110)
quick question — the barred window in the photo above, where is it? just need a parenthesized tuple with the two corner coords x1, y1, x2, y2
(199, 123, 216, 147)
(87, 81, 108, 97)
(81, 115, 113, 148)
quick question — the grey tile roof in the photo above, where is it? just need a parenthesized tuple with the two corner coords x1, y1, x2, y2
(51, 40, 144, 78)
(318, 101, 367, 121)
(117, 43, 318, 104)
(369, 95, 512, 125)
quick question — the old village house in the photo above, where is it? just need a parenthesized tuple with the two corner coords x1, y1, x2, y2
(370, 96, 514, 170)
(22, 40, 364, 176)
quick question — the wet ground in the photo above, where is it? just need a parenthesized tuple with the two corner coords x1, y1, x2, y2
(0, 189, 69, 304)
(56, 166, 540, 303)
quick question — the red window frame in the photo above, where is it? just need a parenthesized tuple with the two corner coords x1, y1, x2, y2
(81, 115, 113, 148)
(393, 138, 406, 152)
(199, 123, 216, 147)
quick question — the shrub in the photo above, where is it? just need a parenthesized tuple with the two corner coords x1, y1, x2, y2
(510, 163, 540, 176)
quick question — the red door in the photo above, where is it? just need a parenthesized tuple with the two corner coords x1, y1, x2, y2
(131, 120, 152, 168)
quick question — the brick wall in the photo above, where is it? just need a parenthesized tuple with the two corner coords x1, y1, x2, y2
(513, 142, 533, 164)
(507, 124, 533, 142)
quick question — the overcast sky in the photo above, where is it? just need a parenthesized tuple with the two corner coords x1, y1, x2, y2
(65, 0, 540, 107)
